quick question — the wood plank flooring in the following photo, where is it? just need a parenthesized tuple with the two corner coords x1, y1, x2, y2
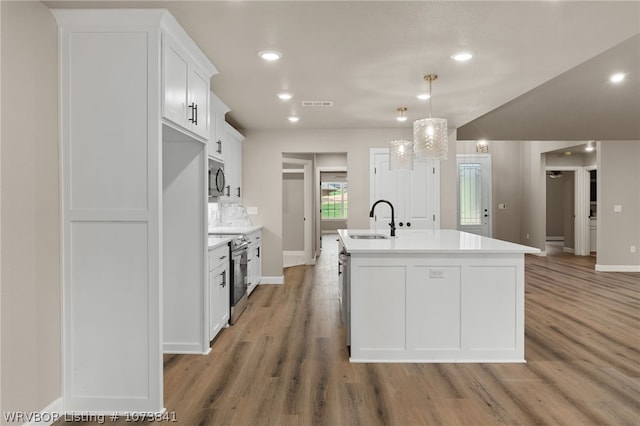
(73, 237, 640, 425)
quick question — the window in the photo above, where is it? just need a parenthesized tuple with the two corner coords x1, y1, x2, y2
(459, 163, 482, 226)
(321, 182, 348, 219)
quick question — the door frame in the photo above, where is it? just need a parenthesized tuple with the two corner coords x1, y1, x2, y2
(544, 165, 591, 256)
(456, 154, 492, 237)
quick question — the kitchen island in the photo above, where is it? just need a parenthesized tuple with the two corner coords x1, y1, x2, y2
(337, 229, 539, 363)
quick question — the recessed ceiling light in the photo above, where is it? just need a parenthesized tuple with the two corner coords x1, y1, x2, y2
(451, 52, 473, 62)
(610, 72, 625, 83)
(259, 50, 282, 61)
(416, 93, 431, 101)
(288, 116, 299, 123)
(277, 92, 293, 101)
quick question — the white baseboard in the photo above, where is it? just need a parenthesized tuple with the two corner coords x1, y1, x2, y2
(283, 250, 305, 268)
(595, 264, 640, 272)
(530, 251, 547, 257)
(163, 343, 209, 355)
(563, 247, 575, 253)
(260, 276, 284, 285)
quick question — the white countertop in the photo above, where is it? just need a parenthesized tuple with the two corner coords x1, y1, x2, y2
(208, 236, 232, 250)
(208, 225, 262, 235)
(338, 229, 540, 254)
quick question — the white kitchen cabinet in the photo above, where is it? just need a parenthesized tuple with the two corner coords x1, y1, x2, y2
(53, 9, 216, 413)
(223, 122, 244, 201)
(208, 244, 230, 341)
(246, 229, 262, 295)
(162, 32, 212, 140)
(370, 148, 440, 230)
(208, 92, 230, 160)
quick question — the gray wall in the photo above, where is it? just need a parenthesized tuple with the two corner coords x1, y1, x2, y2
(1, 1, 61, 418)
(282, 173, 304, 251)
(598, 141, 640, 267)
(546, 175, 565, 238)
(457, 140, 523, 243)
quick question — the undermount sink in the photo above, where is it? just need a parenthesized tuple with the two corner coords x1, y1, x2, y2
(349, 233, 389, 240)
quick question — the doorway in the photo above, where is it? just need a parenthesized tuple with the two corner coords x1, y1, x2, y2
(546, 170, 575, 252)
(543, 165, 591, 256)
(456, 154, 492, 237)
(282, 157, 313, 267)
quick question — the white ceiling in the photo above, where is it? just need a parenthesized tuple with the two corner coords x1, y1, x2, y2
(45, 1, 640, 139)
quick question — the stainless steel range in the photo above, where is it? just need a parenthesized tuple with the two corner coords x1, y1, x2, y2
(228, 235, 248, 324)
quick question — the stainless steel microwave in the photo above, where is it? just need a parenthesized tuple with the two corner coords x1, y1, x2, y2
(208, 158, 226, 200)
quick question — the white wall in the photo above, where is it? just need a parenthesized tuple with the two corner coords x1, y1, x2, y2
(0, 1, 61, 419)
(243, 128, 457, 277)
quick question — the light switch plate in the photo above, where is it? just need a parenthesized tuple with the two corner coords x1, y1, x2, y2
(614, 205, 622, 213)
(246, 206, 258, 215)
(498, 203, 506, 209)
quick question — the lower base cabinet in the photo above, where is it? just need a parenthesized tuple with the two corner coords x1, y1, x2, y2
(208, 244, 230, 341)
(246, 229, 262, 295)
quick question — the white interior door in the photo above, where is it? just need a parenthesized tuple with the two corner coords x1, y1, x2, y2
(457, 154, 492, 237)
(370, 148, 440, 230)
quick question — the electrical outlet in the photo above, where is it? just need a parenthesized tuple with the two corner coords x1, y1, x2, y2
(632, 246, 637, 253)
(614, 205, 622, 213)
(526, 233, 530, 240)
(429, 269, 445, 278)
(498, 203, 506, 209)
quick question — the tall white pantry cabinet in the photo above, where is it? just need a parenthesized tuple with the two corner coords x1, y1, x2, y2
(53, 9, 216, 413)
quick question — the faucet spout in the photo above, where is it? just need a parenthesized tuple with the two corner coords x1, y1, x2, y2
(369, 199, 396, 237)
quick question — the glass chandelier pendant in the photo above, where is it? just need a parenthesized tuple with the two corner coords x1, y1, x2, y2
(389, 140, 414, 170)
(413, 74, 448, 160)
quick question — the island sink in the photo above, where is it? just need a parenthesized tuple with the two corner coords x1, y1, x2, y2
(349, 233, 389, 240)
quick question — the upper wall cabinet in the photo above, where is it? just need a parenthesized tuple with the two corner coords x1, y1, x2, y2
(223, 122, 245, 201)
(208, 92, 231, 160)
(162, 31, 215, 140)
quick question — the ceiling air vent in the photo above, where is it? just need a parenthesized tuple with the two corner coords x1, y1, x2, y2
(302, 100, 333, 107)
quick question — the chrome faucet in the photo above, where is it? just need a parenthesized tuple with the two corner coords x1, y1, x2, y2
(369, 199, 396, 237)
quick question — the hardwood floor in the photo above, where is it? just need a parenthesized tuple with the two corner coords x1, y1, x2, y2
(74, 236, 640, 425)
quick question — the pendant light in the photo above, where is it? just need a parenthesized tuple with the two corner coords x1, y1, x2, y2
(413, 74, 448, 160)
(389, 107, 414, 170)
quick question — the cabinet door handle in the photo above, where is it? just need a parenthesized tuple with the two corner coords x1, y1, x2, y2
(216, 140, 222, 154)
(219, 255, 226, 260)
(193, 104, 198, 125)
(338, 262, 342, 275)
(257, 247, 260, 258)
(188, 102, 196, 123)
(406, 222, 411, 227)
(220, 272, 226, 288)
(225, 185, 230, 197)
(236, 186, 241, 198)
(398, 222, 404, 227)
